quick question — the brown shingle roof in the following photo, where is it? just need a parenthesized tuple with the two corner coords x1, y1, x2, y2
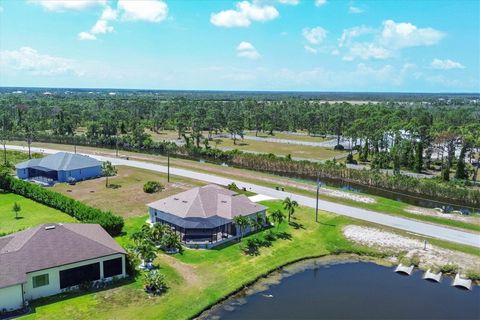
(0, 223, 126, 289)
(147, 184, 266, 220)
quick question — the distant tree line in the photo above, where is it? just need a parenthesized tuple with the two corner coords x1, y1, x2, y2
(0, 94, 479, 206)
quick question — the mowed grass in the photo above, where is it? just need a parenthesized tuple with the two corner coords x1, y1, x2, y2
(52, 166, 205, 218)
(23, 201, 384, 320)
(215, 137, 344, 160)
(0, 193, 76, 235)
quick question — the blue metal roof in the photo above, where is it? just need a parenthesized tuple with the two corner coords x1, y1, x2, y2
(16, 152, 101, 171)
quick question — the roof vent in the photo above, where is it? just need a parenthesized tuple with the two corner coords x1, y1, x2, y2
(182, 200, 188, 203)
(221, 200, 228, 203)
(45, 225, 56, 230)
(174, 197, 179, 201)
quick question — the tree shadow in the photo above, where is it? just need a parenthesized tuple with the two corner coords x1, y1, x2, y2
(288, 221, 305, 229)
(317, 221, 336, 227)
(276, 232, 292, 240)
(107, 184, 122, 189)
(15, 216, 24, 220)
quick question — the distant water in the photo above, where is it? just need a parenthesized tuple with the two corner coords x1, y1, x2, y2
(202, 261, 480, 320)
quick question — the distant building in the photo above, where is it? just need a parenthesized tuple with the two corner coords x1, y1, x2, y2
(0, 223, 127, 312)
(147, 184, 267, 249)
(16, 152, 102, 185)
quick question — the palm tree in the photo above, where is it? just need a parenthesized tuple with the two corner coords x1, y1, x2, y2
(270, 209, 285, 231)
(251, 213, 264, 231)
(151, 223, 169, 245)
(160, 232, 182, 252)
(233, 215, 250, 240)
(283, 197, 298, 223)
(136, 242, 156, 267)
(101, 161, 117, 188)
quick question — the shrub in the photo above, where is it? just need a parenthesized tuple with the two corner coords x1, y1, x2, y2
(144, 270, 167, 295)
(333, 144, 345, 151)
(439, 263, 459, 274)
(0, 172, 124, 236)
(466, 270, 480, 281)
(143, 181, 163, 194)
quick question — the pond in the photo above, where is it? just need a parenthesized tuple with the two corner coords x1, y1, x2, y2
(200, 260, 480, 320)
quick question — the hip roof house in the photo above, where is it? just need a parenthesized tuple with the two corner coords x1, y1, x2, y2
(0, 223, 126, 312)
(16, 152, 102, 185)
(147, 184, 267, 248)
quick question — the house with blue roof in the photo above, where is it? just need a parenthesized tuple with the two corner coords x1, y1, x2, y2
(16, 152, 102, 185)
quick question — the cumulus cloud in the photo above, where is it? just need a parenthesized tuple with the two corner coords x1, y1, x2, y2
(340, 20, 445, 61)
(29, 0, 106, 11)
(315, 0, 327, 7)
(210, 1, 279, 28)
(431, 58, 465, 70)
(237, 41, 261, 59)
(303, 27, 327, 45)
(380, 20, 445, 49)
(0, 47, 83, 76)
(78, 32, 97, 41)
(100, 6, 117, 20)
(304, 45, 318, 54)
(279, 0, 300, 5)
(349, 5, 363, 14)
(117, 0, 168, 22)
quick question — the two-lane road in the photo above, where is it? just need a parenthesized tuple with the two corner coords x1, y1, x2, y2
(6, 145, 480, 248)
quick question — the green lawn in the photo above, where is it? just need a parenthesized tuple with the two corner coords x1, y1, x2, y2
(24, 202, 382, 320)
(16, 200, 480, 320)
(0, 193, 77, 235)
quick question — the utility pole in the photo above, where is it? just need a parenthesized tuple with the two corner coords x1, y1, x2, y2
(167, 150, 170, 183)
(115, 133, 119, 158)
(73, 136, 76, 154)
(315, 172, 320, 223)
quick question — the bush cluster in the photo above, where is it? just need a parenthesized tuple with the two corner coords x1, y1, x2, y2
(0, 171, 124, 236)
(143, 181, 163, 193)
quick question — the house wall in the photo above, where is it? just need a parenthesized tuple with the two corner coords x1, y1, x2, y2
(0, 284, 23, 312)
(57, 165, 102, 182)
(24, 253, 126, 301)
(16, 168, 28, 179)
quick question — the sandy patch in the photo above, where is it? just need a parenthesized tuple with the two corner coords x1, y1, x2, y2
(343, 225, 480, 273)
(405, 206, 480, 224)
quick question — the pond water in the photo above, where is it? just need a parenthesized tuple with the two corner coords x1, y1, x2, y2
(201, 261, 480, 320)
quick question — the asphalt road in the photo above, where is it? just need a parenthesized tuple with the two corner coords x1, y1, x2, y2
(7, 145, 480, 248)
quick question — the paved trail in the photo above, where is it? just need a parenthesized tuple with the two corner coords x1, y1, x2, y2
(8, 145, 479, 248)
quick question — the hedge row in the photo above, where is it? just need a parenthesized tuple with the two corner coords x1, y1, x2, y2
(0, 171, 124, 236)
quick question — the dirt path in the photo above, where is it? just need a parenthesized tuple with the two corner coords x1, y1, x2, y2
(158, 254, 201, 286)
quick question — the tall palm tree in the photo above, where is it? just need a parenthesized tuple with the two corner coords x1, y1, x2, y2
(270, 209, 285, 231)
(251, 213, 264, 231)
(151, 223, 169, 245)
(283, 197, 298, 223)
(233, 215, 250, 240)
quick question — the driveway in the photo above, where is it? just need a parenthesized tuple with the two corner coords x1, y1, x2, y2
(6, 145, 480, 248)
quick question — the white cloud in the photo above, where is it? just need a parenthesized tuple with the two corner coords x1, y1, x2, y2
(210, 1, 279, 28)
(343, 43, 391, 61)
(29, 0, 106, 11)
(304, 45, 318, 54)
(338, 25, 374, 47)
(237, 41, 261, 59)
(339, 20, 444, 61)
(91, 20, 114, 34)
(78, 32, 97, 41)
(279, 0, 300, 5)
(0, 47, 83, 76)
(315, 0, 327, 7)
(431, 58, 465, 70)
(117, 0, 168, 22)
(380, 20, 445, 49)
(100, 6, 117, 21)
(302, 27, 327, 45)
(349, 5, 363, 14)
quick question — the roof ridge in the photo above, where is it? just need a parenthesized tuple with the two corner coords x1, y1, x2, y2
(186, 187, 204, 217)
(62, 224, 123, 253)
(1, 225, 42, 254)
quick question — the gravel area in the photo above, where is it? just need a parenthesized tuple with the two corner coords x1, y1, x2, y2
(343, 225, 480, 273)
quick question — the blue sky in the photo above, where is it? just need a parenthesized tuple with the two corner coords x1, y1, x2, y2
(0, 0, 478, 92)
